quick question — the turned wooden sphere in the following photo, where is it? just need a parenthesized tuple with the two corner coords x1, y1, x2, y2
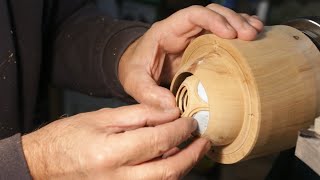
(170, 25, 320, 164)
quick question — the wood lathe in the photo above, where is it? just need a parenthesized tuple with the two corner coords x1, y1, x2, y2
(170, 17, 320, 174)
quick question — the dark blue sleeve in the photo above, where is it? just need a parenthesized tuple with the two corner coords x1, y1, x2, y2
(0, 134, 31, 179)
(52, 1, 149, 99)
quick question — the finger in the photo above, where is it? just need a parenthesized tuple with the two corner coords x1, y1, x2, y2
(119, 39, 177, 110)
(125, 68, 178, 110)
(206, 3, 259, 40)
(240, 13, 264, 32)
(109, 117, 198, 165)
(163, 5, 237, 40)
(130, 138, 211, 180)
(96, 104, 180, 132)
(186, 5, 238, 39)
(155, 5, 237, 54)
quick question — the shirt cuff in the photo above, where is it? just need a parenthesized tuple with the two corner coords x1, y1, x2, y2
(0, 134, 31, 179)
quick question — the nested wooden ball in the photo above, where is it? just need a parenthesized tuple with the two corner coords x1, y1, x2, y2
(170, 25, 320, 164)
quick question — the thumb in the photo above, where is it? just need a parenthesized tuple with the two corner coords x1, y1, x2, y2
(126, 70, 177, 110)
(118, 30, 177, 110)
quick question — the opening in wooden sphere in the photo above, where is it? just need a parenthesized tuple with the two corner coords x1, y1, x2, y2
(175, 76, 210, 135)
(171, 26, 320, 164)
(176, 85, 188, 113)
(172, 61, 245, 146)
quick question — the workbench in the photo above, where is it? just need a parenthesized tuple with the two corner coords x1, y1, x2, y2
(295, 117, 320, 176)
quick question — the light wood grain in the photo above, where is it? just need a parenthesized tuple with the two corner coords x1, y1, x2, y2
(171, 25, 320, 164)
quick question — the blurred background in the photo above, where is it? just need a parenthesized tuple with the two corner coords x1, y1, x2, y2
(46, 0, 320, 179)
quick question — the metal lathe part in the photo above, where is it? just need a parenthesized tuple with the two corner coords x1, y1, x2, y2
(284, 17, 320, 50)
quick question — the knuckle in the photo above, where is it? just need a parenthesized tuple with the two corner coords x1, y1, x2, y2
(87, 151, 109, 168)
(183, 5, 204, 18)
(240, 13, 250, 18)
(97, 108, 111, 113)
(187, 5, 203, 11)
(163, 167, 179, 180)
(206, 3, 220, 9)
(86, 146, 118, 169)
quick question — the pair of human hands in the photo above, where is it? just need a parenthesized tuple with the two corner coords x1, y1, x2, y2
(22, 4, 263, 179)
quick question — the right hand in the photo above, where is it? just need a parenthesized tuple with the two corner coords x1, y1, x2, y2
(22, 105, 210, 179)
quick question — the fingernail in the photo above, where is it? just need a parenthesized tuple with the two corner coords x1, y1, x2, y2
(205, 141, 212, 152)
(192, 119, 199, 130)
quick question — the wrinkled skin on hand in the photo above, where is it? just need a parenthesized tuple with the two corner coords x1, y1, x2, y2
(22, 4, 264, 180)
(119, 3, 263, 109)
(22, 105, 210, 179)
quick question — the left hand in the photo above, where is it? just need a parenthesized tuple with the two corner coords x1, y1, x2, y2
(119, 3, 263, 109)
(23, 105, 208, 179)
